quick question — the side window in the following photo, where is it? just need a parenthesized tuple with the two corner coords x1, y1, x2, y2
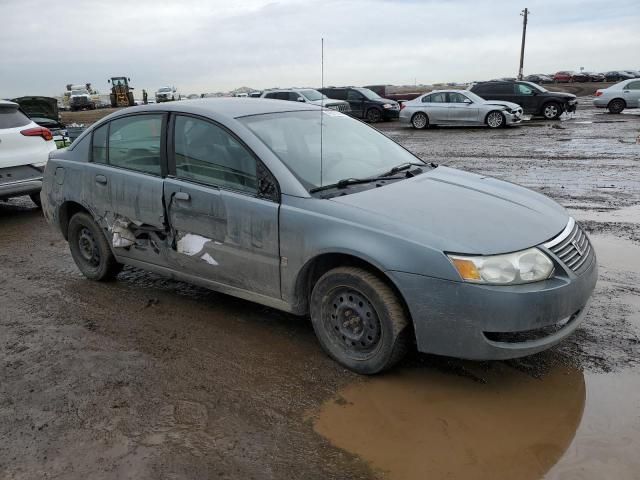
(174, 115, 257, 194)
(264, 92, 278, 99)
(448, 93, 467, 103)
(346, 90, 364, 101)
(627, 81, 640, 90)
(516, 83, 534, 95)
(492, 83, 514, 94)
(430, 93, 447, 103)
(421, 94, 431, 103)
(92, 123, 108, 163)
(289, 92, 302, 101)
(108, 115, 162, 175)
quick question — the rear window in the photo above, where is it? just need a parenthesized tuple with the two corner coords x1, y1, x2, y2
(0, 107, 31, 129)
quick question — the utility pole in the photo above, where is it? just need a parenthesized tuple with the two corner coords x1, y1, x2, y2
(518, 8, 529, 80)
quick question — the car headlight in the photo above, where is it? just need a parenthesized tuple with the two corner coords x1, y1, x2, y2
(383, 103, 393, 109)
(447, 248, 554, 285)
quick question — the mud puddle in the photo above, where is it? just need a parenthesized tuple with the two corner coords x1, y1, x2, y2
(589, 234, 640, 272)
(313, 363, 640, 480)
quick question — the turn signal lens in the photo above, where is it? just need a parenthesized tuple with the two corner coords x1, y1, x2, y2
(451, 258, 481, 281)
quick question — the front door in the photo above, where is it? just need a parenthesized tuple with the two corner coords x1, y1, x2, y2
(346, 89, 365, 118)
(514, 82, 538, 113)
(447, 92, 480, 123)
(164, 114, 281, 298)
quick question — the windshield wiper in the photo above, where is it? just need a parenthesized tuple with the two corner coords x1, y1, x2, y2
(309, 176, 403, 194)
(375, 162, 428, 178)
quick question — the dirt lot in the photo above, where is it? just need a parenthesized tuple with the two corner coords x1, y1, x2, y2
(2, 98, 639, 479)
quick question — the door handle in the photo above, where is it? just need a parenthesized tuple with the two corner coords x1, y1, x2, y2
(174, 191, 191, 201)
(95, 174, 107, 185)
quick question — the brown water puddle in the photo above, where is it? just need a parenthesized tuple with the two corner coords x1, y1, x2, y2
(313, 364, 640, 480)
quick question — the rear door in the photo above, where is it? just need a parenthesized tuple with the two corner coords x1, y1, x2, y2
(623, 80, 640, 107)
(87, 113, 168, 265)
(421, 92, 448, 123)
(164, 114, 281, 298)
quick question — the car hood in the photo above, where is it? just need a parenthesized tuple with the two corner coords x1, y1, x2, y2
(11, 96, 59, 121)
(330, 166, 568, 255)
(545, 91, 577, 100)
(481, 100, 521, 110)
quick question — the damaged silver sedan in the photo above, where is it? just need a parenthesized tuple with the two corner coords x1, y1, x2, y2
(41, 99, 597, 374)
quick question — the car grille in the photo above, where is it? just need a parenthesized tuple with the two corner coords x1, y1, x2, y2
(327, 103, 350, 113)
(544, 218, 593, 274)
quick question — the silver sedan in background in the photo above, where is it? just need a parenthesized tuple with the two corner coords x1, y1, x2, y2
(593, 79, 640, 113)
(400, 90, 523, 129)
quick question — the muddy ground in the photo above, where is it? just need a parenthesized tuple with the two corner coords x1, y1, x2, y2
(1, 98, 639, 479)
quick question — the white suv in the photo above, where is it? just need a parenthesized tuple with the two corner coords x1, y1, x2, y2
(0, 100, 56, 206)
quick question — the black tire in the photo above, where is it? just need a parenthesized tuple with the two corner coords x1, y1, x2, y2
(411, 112, 429, 129)
(310, 266, 411, 374)
(29, 192, 42, 208)
(366, 108, 382, 123)
(607, 99, 625, 114)
(485, 110, 505, 128)
(542, 102, 562, 120)
(127, 92, 135, 107)
(110, 94, 117, 108)
(68, 212, 122, 281)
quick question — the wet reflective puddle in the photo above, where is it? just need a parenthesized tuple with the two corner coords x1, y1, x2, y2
(313, 364, 640, 479)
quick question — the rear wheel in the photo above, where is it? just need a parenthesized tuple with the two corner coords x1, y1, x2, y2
(110, 94, 117, 108)
(607, 99, 625, 114)
(310, 267, 411, 374)
(542, 102, 562, 120)
(486, 110, 505, 128)
(366, 108, 382, 123)
(127, 92, 135, 106)
(68, 212, 122, 281)
(411, 112, 429, 129)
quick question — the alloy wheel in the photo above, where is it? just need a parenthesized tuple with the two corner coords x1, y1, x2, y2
(487, 111, 504, 128)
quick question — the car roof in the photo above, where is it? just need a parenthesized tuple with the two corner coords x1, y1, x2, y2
(96, 97, 320, 121)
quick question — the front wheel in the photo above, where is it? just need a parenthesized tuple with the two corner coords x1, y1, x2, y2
(310, 267, 411, 374)
(366, 108, 382, 123)
(411, 112, 429, 129)
(486, 110, 505, 128)
(543, 102, 562, 120)
(607, 99, 625, 114)
(68, 212, 122, 281)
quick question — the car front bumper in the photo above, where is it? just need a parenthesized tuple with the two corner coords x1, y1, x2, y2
(388, 253, 597, 360)
(504, 111, 523, 125)
(383, 109, 400, 120)
(565, 102, 578, 113)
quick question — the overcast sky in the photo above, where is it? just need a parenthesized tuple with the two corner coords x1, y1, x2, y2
(1, 0, 639, 97)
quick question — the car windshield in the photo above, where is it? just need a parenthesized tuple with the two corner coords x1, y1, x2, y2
(300, 90, 324, 101)
(71, 90, 86, 95)
(240, 110, 424, 191)
(355, 88, 382, 100)
(159, 87, 172, 92)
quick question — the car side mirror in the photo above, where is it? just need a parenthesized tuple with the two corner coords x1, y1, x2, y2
(297, 97, 305, 102)
(463, 99, 473, 104)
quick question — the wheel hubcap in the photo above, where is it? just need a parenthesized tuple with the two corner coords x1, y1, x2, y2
(368, 110, 380, 122)
(413, 114, 427, 128)
(488, 112, 503, 127)
(78, 227, 100, 267)
(327, 288, 381, 353)
(545, 105, 558, 118)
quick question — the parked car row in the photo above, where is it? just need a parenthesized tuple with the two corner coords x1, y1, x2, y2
(548, 70, 639, 83)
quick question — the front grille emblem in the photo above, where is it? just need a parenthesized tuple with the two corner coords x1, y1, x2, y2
(572, 239, 584, 256)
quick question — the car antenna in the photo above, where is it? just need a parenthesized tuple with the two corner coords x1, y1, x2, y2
(320, 37, 324, 187)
